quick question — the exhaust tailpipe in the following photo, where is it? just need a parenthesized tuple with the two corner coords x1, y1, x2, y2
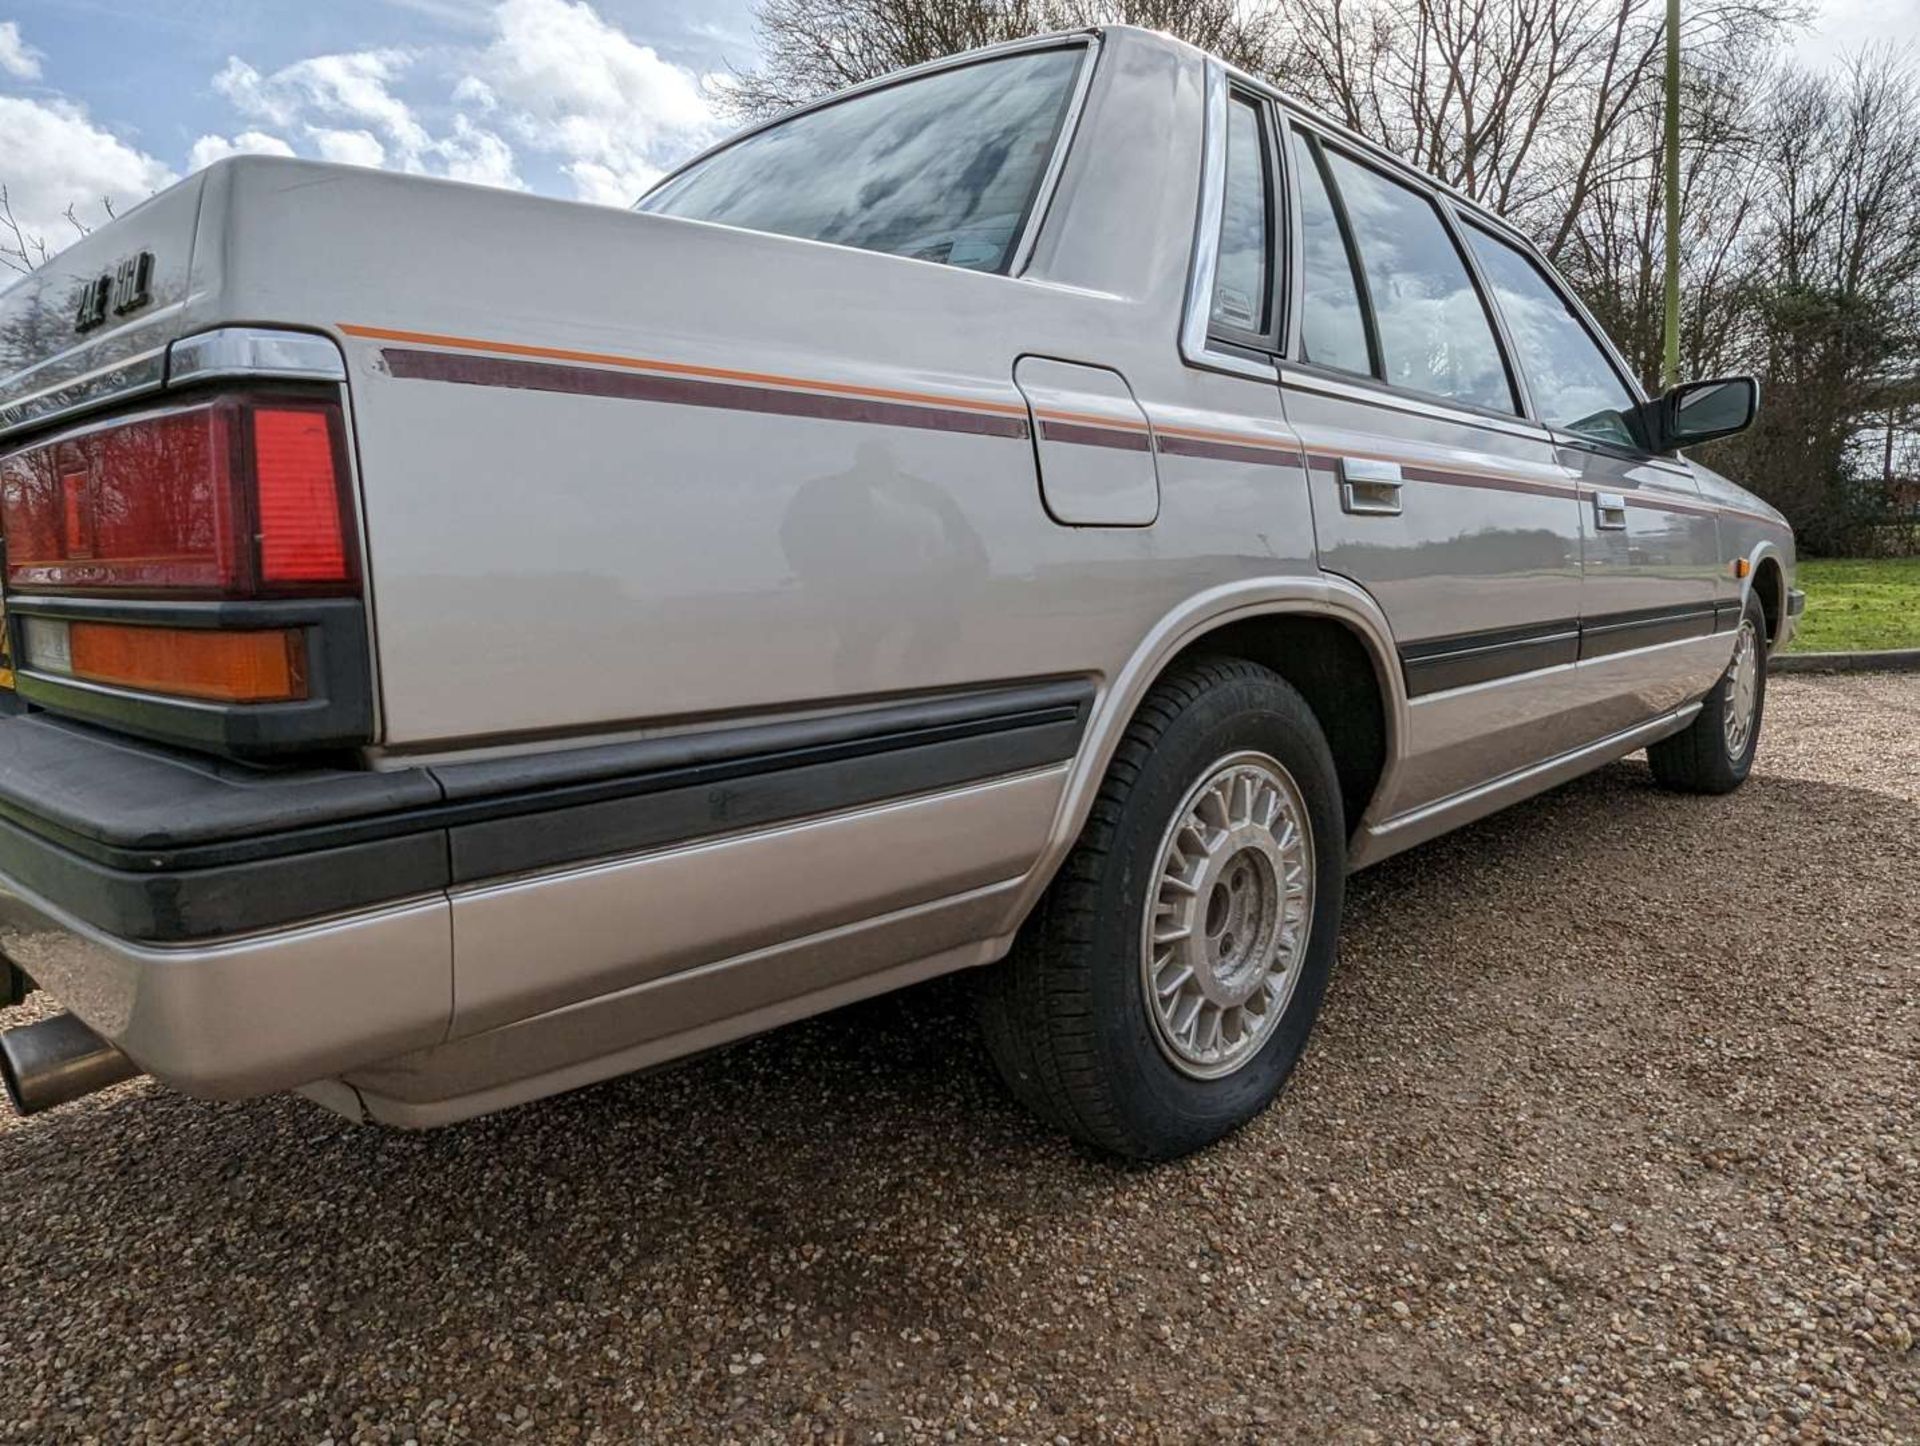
(0, 1012, 139, 1115)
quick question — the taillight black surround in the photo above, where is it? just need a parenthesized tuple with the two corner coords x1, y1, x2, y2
(0, 379, 373, 761)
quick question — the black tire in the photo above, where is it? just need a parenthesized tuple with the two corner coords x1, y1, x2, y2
(975, 657, 1346, 1162)
(1647, 590, 1769, 794)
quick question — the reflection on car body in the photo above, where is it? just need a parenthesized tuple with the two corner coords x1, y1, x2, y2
(0, 27, 1795, 1159)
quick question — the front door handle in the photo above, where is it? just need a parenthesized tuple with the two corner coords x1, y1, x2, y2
(1340, 457, 1404, 516)
(1593, 491, 1629, 531)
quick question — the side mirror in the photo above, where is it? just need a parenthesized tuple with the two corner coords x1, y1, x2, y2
(1650, 376, 1758, 452)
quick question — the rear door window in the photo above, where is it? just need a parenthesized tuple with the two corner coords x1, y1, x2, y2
(1465, 223, 1641, 448)
(1290, 132, 1372, 375)
(641, 47, 1084, 274)
(1321, 150, 1516, 414)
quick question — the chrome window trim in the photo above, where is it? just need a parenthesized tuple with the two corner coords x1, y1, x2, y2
(636, 33, 1099, 284)
(167, 327, 348, 385)
(1179, 61, 1280, 384)
(1471, 222, 1653, 409)
(0, 344, 170, 438)
(1009, 36, 1101, 276)
(1276, 360, 1554, 444)
(1214, 52, 1654, 409)
(640, 31, 1100, 200)
(1435, 194, 1535, 422)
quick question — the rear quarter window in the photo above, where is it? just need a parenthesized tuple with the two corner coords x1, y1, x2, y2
(641, 47, 1084, 274)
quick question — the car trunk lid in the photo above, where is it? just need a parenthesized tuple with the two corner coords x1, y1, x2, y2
(0, 171, 211, 441)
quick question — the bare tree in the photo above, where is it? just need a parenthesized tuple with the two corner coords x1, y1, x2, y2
(0, 185, 52, 277)
(724, 0, 1284, 119)
(1712, 53, 1920, 551)
(1269, 0, 1798, 257)
(0, 186, 115, 278)
(1555, 38, 1766, 387)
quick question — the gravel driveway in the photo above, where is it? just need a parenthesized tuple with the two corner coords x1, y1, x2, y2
(1, 673, 1915, 1444)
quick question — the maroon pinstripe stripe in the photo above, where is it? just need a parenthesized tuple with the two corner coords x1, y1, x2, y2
(382, 348, 1032, 441)
(1303, 451, 1577, 500)
(1399, 463, 1579, 500)
(1302, 450, 1789, 530)
(1160, 434, 1301, 468)
(1037, 419, 1152, 453)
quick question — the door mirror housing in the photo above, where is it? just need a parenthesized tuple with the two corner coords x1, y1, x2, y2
(1646, 376, 1758, 453)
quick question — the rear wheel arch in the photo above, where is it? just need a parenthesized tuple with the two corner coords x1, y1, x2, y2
(1016, 584, 1405, 936)
(1156, 614, 1390, 839)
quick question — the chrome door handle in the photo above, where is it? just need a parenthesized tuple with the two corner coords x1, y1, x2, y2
(1593, 491, 1628, 531)
(1340, 457, 1404, 516)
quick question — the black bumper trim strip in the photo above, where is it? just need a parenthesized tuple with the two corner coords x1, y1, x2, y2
(1577, 605, 1718, 660)
(1402, 602, 1732, 695)
(0, 680, 1092, 943)
(1401, 627, 1579, 697)
(447, 713, 1081, 884)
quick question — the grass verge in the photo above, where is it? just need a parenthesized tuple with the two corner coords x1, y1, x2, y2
(1787, 557, 1920, 653)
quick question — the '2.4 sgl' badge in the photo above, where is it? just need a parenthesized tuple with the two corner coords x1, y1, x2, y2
(74, 251, 155, 334)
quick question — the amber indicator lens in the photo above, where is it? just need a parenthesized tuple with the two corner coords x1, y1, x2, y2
(21, 617, 309, 704)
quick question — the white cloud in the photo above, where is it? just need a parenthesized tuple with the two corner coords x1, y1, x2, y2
(436, 113, 519, 187)
(215, 50, 433, 165)
(0, 96, 175, 253)
(1799, 0, 1920, 71)
(308, 127, 387, 168)
(210, 45, 522, 188)
(451, 75, 497, 112)
(185, 0, 719, 206)
(474, 0, 721, 203)
(186, 130, 296, 172)
(0, 20, 41, 81)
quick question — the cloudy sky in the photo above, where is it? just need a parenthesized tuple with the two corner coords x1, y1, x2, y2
(1, 0, 1916, 262)
(0, 0, 756, 253)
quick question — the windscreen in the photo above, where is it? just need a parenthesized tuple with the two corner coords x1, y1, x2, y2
(642, 47, 1084, 274)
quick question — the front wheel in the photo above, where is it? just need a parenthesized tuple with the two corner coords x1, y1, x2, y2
(975, 658, 1345, 1161)
(1647, 591, 1769, 794)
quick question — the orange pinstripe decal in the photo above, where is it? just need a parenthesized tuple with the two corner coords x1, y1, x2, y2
(338, 324, 1786, 528)
(339, 323, 1030, 420)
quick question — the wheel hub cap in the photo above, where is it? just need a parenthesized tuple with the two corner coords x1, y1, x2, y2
(1723, 618, 1760, 759)
(1142, 752, 1315, 1080)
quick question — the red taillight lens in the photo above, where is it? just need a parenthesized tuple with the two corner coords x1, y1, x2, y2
(2, 405, 239, 590)
(0, 396, 351, 595)
(255, 408, 347, 584)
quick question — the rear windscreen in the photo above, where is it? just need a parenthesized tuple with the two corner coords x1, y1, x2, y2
(642, 47, 1084, 274)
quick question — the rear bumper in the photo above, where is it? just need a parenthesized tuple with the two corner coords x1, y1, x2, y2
(0, 680, 1093, 1102)
(0, 711, 452, 1094)
(0, 877, 451, 1097)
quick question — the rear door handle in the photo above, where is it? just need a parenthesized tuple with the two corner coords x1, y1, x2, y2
(1593, 491, 1629, 531)
(1340, 457, 1404, 516)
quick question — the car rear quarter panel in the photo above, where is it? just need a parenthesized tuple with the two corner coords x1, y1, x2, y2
(198, 38, 1342, 765)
